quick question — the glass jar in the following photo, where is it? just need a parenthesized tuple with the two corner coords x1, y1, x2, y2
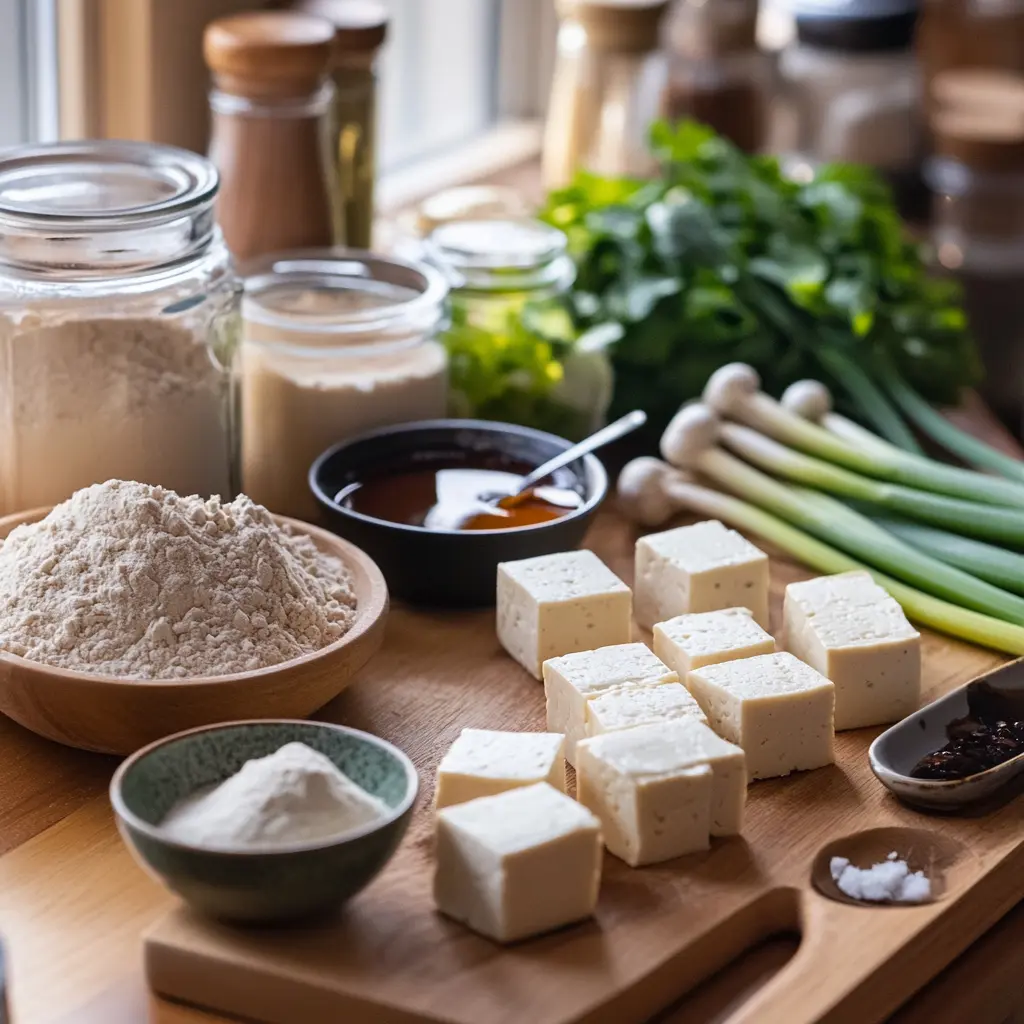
(543, 0, 670, 189)
(240, 250, 449, 522)
(778, 0, 924, 211)
(204, 11, 337, 262)
(298, 0, 388, 250)
(926, 102, 1024, 430)
(425, 218, 613, 440)
(0, 141, 240, 514)
(665, 0, 773, 153)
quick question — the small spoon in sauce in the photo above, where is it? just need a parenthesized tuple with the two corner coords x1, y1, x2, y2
(423, 410, 647, 531)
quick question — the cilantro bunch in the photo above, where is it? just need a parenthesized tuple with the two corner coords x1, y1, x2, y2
(541, 120, 981, 441)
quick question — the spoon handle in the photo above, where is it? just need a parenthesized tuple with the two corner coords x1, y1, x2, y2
(516, 410, 647, 494)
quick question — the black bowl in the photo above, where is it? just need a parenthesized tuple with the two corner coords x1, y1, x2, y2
(309, 420, 608, 607)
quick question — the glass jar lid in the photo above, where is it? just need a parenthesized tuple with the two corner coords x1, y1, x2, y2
(242, 248, 449, 353)
(425, 218, 576, 294)
(0, 140, 218, 276)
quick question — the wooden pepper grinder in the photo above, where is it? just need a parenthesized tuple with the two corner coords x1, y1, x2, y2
(204, 10, 337, 262)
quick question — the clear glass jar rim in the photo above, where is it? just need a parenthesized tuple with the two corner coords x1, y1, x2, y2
(0, 140, 218, 226)
(241, 247, 449, 337)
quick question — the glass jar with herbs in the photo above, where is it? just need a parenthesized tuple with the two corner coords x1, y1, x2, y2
(425, 219, 612, 440)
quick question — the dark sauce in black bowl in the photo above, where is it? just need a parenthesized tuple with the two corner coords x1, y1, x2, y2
(333, 450, 582, 531)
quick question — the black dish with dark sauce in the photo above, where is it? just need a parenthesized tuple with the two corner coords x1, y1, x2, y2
(910, 681, 1024, 780)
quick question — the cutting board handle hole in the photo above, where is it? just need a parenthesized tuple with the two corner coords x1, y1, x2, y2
(811, 827, 974, 907)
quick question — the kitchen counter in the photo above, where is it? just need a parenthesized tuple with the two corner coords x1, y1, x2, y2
(0, 395, 1021, 1024)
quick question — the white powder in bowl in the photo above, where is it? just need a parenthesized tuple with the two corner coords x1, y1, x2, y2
(161, 742, 389, 848)
(0, 479, 357, 679)
(830, 852, 932, 904)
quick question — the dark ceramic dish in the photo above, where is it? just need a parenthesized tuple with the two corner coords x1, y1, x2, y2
(309, 419, 608, 606)
(111, 720, 418, 924)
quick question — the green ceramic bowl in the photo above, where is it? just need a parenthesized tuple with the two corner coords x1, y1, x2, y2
(110, 719, 418, 924)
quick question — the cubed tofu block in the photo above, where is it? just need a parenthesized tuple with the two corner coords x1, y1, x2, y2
(543, 643, 678, 762)
(647, 717, 747, 835)
(497, 550, 632, 679)
(585, 682, 707, 737)
(435, 729, 566, 809)
(433, 782, 602, 942)
(784, 571, 921, 731)
(687, 652, 835, 781)
(635, 521, 770, 630)
(653, 607, 775, 681)
(576, 723, 714, 866)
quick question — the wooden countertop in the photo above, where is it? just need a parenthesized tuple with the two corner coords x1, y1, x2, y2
(1, 397, 1023, 1024)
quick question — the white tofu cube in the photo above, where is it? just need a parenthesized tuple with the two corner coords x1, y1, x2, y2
(435, 729, 566, 809)
(633, 717, 747, 835)
(543, 643, 678, 762)
(433, 783, 602, 942)
(576, 723, 714, 866)
(784, 571, 921, 731)
(497, 550, 632, 679)
(653, 607, 775, 681)
(687, 652, 835, 781)
(585, 682, 707, 737)
(635, 521, 770, 630)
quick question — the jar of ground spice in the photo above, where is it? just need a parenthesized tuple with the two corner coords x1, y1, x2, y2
(664, 0, 771, 153)
(239, 250, 449, 522)
(0, 141, 239, 513)
(204, 11, 338, 261)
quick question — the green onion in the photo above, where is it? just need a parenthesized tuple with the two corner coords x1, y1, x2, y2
(696, 444, 1024, 622)
(717, 421, 1024, 546)
(880, 361, 1024, 483)
(706, 364, 1024, 507)
(658, 473, 1024, 655)
(870, 515, 1024, 597)
(814, 345, 923, 453)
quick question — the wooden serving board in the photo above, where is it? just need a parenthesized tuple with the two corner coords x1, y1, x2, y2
(144, 508, 1024, 1024)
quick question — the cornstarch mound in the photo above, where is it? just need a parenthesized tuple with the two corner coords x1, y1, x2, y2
(0, 480, 357, 679)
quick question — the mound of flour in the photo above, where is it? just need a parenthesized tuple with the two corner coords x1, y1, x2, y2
(0, 480, 357, 679)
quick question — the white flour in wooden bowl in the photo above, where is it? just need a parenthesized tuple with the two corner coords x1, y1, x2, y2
(0, 480, 357, 679)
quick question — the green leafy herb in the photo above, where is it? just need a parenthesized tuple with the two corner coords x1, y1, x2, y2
(540, 119, 981, 435)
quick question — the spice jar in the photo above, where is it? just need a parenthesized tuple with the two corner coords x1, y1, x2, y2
(926, 93, 1024, 431)
(425, 219, 613, 440)
(778, 0, 924, 210)
(240, 250, 449, 522)
(298, 0, 387, 249)
(543, 0, 671, 189)
(664, 0, 772, 152)
(0, 141, 239, 513)
(204, 11, 337, 261)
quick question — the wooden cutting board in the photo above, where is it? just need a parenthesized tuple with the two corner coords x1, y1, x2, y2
(144, 508, 1024, 1024)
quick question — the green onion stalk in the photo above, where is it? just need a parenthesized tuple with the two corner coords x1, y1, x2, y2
(878, 360, 1024, 484)
(704, 363, 1024, 508)
(715, 419, 1024, 547)
(659, 404, 1024, 622)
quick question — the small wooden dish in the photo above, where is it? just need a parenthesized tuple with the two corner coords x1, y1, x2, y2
(0, 507, 389, 755)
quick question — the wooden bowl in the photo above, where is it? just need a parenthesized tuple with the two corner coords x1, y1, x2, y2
(0, 508, 389, 755)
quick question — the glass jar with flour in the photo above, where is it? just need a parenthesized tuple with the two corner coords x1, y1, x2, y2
(240, 250, 449, 522)
(0, 141, 239, 514)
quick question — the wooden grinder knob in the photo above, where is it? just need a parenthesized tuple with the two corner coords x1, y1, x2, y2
(204, 10, 338, 261)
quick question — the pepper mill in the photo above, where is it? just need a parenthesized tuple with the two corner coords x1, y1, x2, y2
(204, 10, 337, 262)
